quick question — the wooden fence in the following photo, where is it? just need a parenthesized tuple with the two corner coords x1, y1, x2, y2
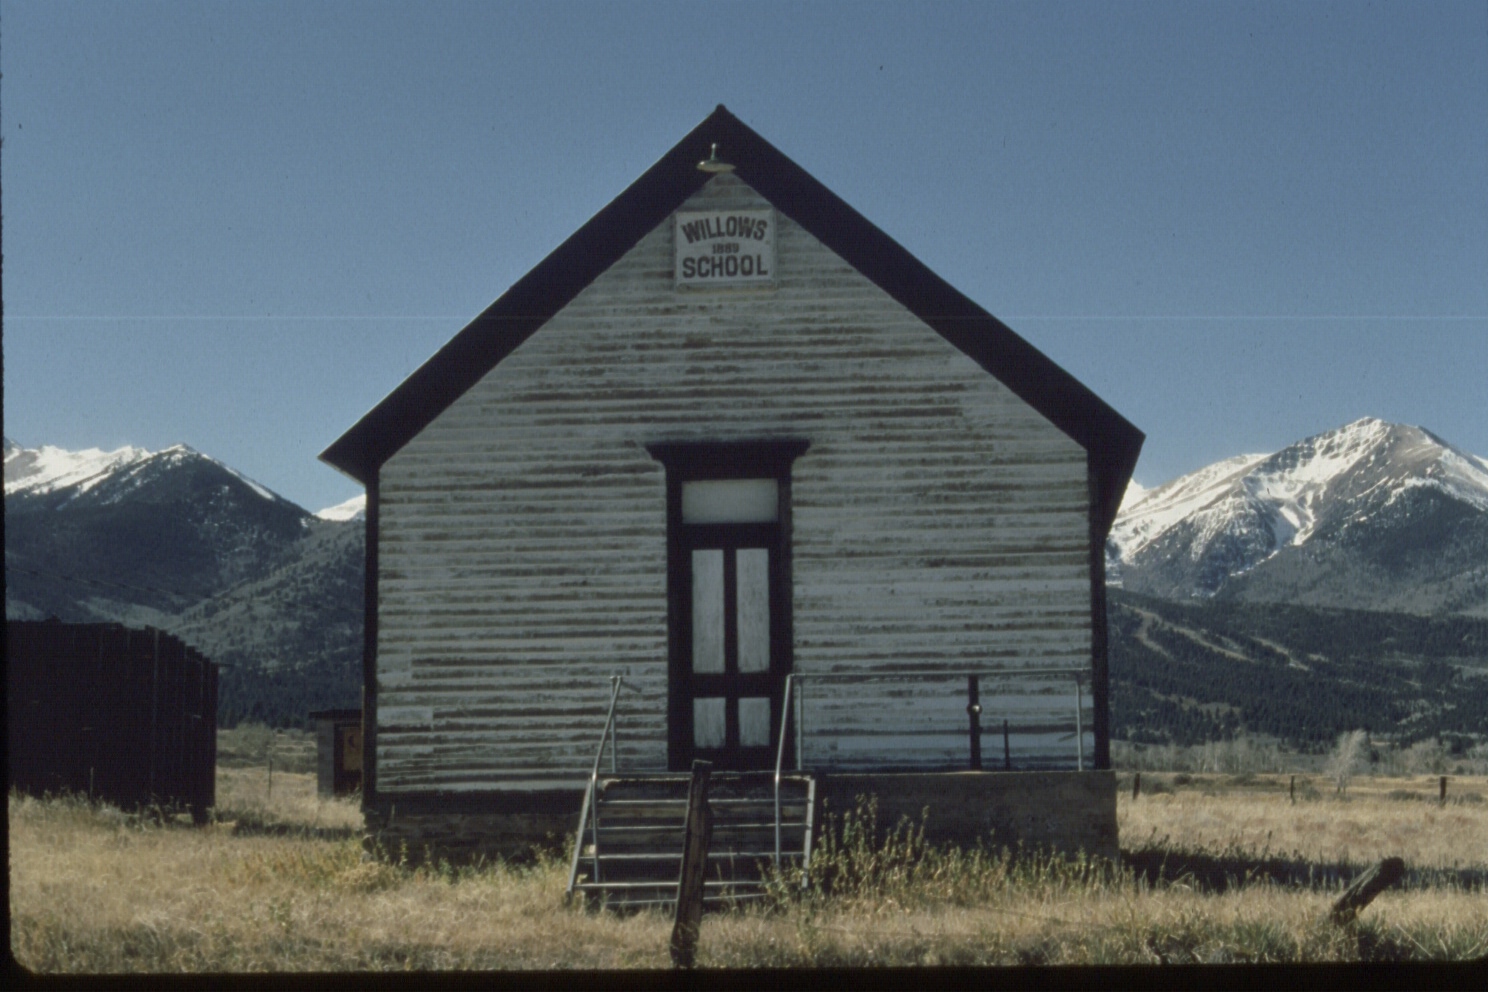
(7, 620, 217, 820)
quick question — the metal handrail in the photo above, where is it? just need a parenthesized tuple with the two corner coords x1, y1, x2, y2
(773, 667, 1090, 866)
(773, 675, 795, 869)
(565, 675, 633, 900)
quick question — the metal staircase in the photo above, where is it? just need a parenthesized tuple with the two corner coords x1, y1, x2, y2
(567, 771, 815, 910)
(562, 675, 816, 910)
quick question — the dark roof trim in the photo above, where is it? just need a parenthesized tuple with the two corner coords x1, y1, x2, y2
(321, 105, 1143, 536)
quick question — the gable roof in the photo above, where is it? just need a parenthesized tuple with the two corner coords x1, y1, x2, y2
(321, 105, 1143, 537)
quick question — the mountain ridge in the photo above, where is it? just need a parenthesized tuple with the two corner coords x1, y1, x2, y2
(1110, 418, 1488, 616)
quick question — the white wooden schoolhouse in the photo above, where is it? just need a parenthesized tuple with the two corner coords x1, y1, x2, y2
(322, 106, 1143, 878)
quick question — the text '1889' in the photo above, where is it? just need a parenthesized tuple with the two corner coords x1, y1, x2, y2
(675, 209, 776, 288)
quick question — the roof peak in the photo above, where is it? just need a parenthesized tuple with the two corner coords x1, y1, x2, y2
(321, 107, 1142, 534)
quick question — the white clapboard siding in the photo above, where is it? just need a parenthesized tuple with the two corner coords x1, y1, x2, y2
(376, 175, 1092, 792)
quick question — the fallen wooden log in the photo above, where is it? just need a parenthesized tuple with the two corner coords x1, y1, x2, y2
(1329, 857, 1404, 926)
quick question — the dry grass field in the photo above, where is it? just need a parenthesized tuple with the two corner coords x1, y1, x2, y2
(9, 730, 1487, 972)
(1119, 771, 1487, 873)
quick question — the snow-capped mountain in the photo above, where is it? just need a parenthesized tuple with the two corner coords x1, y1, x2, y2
(315, 494, 366, 522)
(4, 438, 317, 622)
(1112, 453, 1272, 562)
(1111, 418, 1488, 615)
(4, 437, 154, 496)
(4, 437, 298, 509)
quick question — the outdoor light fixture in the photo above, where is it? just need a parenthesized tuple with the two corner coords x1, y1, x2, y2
(696, 143, 735, 173)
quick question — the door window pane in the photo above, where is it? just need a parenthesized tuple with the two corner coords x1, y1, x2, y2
(736, 548, 770, 673)
(691, 549, 724, 673)
(682, 479, 778, 523)
(693, 697, 726, 749)
(739, 697, 772, 748)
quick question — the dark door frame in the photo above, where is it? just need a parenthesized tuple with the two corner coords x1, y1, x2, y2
(646, 440, 809, 771)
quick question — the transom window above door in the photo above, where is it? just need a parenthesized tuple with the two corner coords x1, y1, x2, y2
(682, 479, 779, 524)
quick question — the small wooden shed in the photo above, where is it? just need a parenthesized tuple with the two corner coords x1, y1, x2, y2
(309, 708, 363, 797)
(322, 106, 1142, 866)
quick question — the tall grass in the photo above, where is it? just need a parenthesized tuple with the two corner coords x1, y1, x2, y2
(1118, 772, 1487, 872)
(11, 772, 1488, 971)
(214, 765, 362, 837)
(762, 795, 1114, 911)
(8, 784, 622, 972)
(725, 793, 1488, 967)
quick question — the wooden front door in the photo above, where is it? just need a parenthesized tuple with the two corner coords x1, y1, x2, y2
(648, 441, 807, 773)
(679, 523, 788, 770)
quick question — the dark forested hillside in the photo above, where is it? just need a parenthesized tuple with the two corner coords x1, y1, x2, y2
(1108, 590, 1488, 752)
(5, 447, 314, 621)
(176, 519, 364, 727)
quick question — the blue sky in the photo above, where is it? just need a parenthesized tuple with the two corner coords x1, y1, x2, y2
(4, 1, 1485, 513)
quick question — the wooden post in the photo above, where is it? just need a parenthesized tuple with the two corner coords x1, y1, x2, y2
(1329, 857, 1405, 925)
(1003, 719, 1011, 772)
(670, 760, 713, 969)
(1439, 776, 1447, 804)
(1289, 775, 1295, 805)
(1132, 772, 1140, 800)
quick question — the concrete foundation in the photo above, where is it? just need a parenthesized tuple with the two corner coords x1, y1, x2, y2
(817, 770, 1118, 862)
(364, 770, 1118, 865)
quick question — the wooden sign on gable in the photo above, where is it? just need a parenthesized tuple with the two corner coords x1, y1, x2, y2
(674, 209, 775, 288)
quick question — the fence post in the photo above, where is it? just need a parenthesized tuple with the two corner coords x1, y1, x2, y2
(670, 760, 714, 969)
(1003, 719, 1011, 772)
(1440, 776, 1447, 805)
(1132, 772, 1140, 800)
